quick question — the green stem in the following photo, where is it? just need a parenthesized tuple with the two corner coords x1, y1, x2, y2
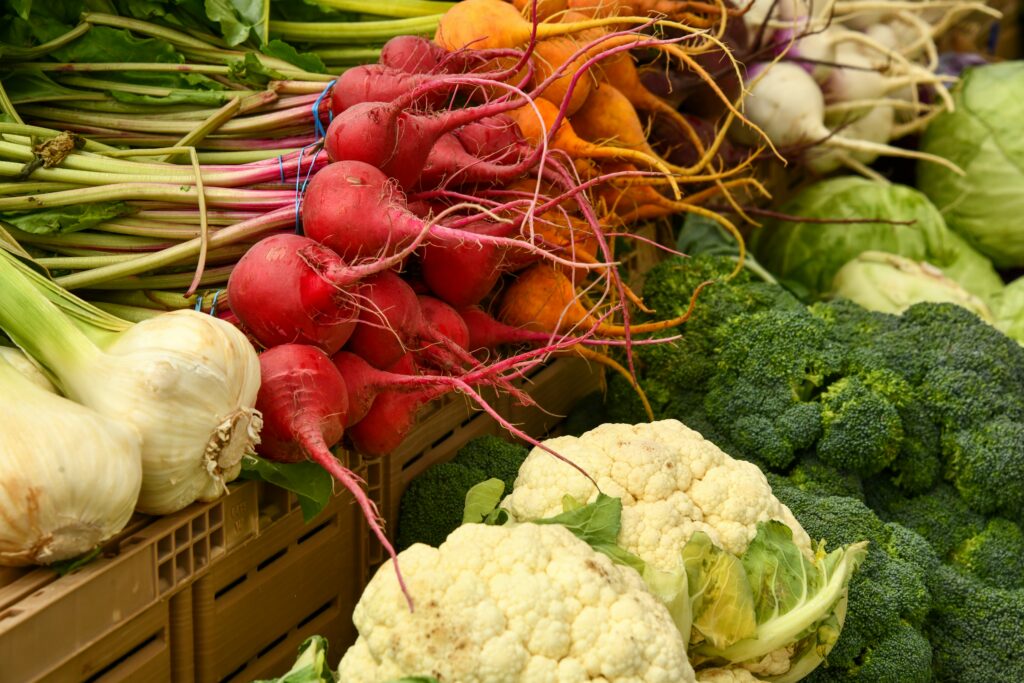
(162, 99, 243, 161)
(0, 184, 294, 210)
(90, 301, 163, 322)
(269, 15, 442, 43)
(90, 289, 196, 310)
(12, 63, 231, 75)
(0, 82, 25, 124)
(313, 0, 455, 18)
(89, 265, 234, 290)
(195, 149, 298, 163)
(0, 122, 118, 152)
(312, 47, 384, 64)
(80, 13, 219, 50)
(55, 206, 292, 289)
(0, 250, 100, 374)
(55, 75, 254, 100)
(36, 254, 140, 269)
(0, 182, 83, 195)
(18, 104, 312, 135)
(8, 228, 172, 251)
(0, 23, 93, 60)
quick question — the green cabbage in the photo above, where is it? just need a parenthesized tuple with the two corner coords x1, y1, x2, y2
(993, 276, 1024, 343)
(918, 62, 1024, 268)
(751, 177, 1004, 302)
(830, 251, 995, 322)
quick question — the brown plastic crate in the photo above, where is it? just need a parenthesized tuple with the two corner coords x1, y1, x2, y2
(186, 482, 359, 683)
(0, 482, 263, 683)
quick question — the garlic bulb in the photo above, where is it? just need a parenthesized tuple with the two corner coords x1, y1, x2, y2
(0, 346, 56, 392)
(73, 310, 263, 514)
(0, 253, 263, 515)
(0, 354, 143, 566)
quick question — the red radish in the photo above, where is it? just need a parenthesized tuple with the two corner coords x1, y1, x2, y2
(346, 387, 445, 456)
(301, 161, 584, 270)
(380, 35, 527, 75)
(331, 64, 453, 114)
(380, 35, 447, 73)
(344, 271, 479, 372)
(417, 134, 538, 190)
(452, 115, 528, 160)
(420, 221, 510, 307)
(226, 226, 428, 354)
(254, 344, 411, 605)
(322, 75, 535, 189)
(418, 296, 470, 350)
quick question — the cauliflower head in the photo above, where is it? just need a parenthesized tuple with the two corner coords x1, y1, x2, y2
(338, 522, 696, 683)
(503, 420, 812, 571)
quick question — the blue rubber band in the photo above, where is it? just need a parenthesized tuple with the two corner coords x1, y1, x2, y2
(312, 80, 336, 140)
(209, 289, 222, 317)
(277, 155, 286, 183)
(987, 22, 1000, 54)
(295, 145, 324, 234)
(194, 294, 204, 312)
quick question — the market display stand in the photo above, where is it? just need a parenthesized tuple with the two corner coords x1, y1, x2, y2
(0, 358, 603, 683)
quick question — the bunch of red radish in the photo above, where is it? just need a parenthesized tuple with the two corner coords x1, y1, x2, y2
(218, 2, 726, 597)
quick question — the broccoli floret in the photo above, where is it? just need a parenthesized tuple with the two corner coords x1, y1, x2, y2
(807, 621, 933, 683)
(705, 307, 841, 469)
(817, 376, 904, 476)
(396, 462, 487, 550)
(949, 517, 1024, 590)
(888, 401, 943, 494)
(926, 565, 1024, 683)
(869, 483, 986, 559)
(450, 435, 528, 493)
(942, 417, 1024, 515)
(396, 437, 528, 550)
(786, 459, 865, 500)
(770, 480, 934, 682)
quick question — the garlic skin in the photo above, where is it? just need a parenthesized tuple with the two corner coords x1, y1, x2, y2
(69, 310, 263, 515)
(0, 346, 56, 393)
(0, 355, 143, 566)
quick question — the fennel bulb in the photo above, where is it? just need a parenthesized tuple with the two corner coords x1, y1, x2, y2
(0, 353, 143, 565)
(0, 253, 262, 515)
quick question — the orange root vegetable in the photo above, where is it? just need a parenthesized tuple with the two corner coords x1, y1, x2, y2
(531, 33, 600, 116)
(508, 98, 680, 197)
(598, 52, 707, 158)
(511, 0, 569, 20)
(499, 263, 706, 336)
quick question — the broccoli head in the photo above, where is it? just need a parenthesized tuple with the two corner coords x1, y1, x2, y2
(949, 517, 1024, 590)
(786, 458, 865, 500)
(926, 564, 1024, 683)
(396, 436, 528, 550)
(770, 479, 934, 682)
(941, 417, 1024, 515)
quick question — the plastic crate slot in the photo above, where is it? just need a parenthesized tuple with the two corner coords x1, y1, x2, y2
(296, 520, 331, 546)
(401, 449, 428, 473)
(297, 599, 334, 629)
(158, 557, 175, 593)
(256, 630, 289, 658)
(82, 631, 163, 682)
(174, 525, 191, 547)
(214, 572, 248, 600)
(221, 661, 248, 682)
(192, 516, 208, 537)
(256, 548, 287, 572)
(210, 525, 226, 557)
(157, 536, 174, 561)
(194, 536, 211, 571)
(210, 501, 224, 527)
(174, 550, 193, 585)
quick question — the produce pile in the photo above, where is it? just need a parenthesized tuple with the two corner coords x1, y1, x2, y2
(1, 0, 1021, 681)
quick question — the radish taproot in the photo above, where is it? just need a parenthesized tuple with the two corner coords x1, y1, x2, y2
(254, 344, 411, 605)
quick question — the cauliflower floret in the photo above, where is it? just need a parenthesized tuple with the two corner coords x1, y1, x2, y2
(338, 522, 696, 683)
(503, 420, 812, 571)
